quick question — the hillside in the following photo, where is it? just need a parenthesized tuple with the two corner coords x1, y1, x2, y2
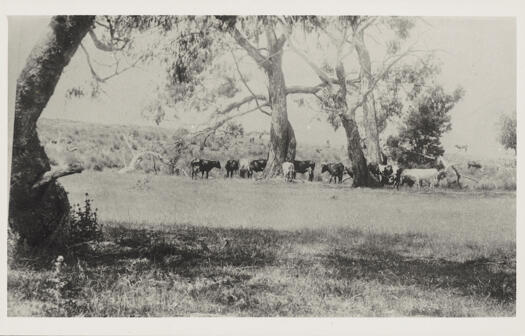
(36, 118, 515, 190)
(36, 118, 347, 176)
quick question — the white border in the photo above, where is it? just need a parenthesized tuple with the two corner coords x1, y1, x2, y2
(1, 0, 523, 335)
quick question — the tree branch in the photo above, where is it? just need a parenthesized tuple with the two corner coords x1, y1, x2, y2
(32, 164, 84, 190)
(217, 94, 269, 115)
(197, 104, 270, 147)
(231, 51, 272, 116)
(80, 43, 104, 82)
(349, 46, 415, 115)
(80, 43, 142, 83)
(230, 27, 270, 69)
(286, 83, 329, 95)
(88, 29, 128, 52)
(288, 42, 338, 86)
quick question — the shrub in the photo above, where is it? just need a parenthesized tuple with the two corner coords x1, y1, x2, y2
(65, 193, 103, 247)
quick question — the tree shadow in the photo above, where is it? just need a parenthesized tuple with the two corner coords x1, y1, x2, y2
(324, 242, 515, 303)
(71, 225, 290, 278)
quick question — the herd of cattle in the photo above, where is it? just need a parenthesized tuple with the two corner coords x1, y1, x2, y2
(190, 157, 460, 190)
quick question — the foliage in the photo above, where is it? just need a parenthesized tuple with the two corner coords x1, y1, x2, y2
(375, 55, 442, 134)
(386, 85, 464, 167)
(498, 113, 516, 153)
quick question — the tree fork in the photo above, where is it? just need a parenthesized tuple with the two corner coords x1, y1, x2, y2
(10, 16, 95, 247)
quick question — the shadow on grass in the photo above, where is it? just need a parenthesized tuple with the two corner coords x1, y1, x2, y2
(324, 242, 515, 304)
(76, 224, 291, 277)
(9, 223, 515, 316)
(79, 224, 515, 303)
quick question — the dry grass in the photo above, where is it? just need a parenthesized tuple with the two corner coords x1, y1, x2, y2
(8, 171, 516, 316)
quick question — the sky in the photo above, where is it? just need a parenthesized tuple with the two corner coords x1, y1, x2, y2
(8, 16, 516, 159)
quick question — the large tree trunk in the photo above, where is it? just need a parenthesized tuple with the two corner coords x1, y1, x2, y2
(262, 26, 295, 178)
(9, 16, 94, 247)
(334, 62, 370, 187)
(341, 116, 369, 187)
(263, 54, 296, 177)
(354, 30, 382, 165)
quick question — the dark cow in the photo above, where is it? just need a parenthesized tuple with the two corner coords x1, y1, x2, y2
(345, 166, 354, 179)
(368, 163, 395, 186)
(225, 159, 239, 178)
(249, 159, 267, 177)
(293, 160, 316, 181)
(191, 159, 221, 179)
(321, 162, 345, 183)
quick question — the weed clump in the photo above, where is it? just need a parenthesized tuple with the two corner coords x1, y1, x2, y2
(65, 193, 103, 247)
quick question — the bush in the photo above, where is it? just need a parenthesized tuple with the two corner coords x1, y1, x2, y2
(65, 193, 103, 247)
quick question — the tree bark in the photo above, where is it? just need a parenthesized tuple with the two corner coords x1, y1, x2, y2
(341, 116, 369, 187)
(263, 41, 296, 177)
(334, 61, 370, 187)
(354, 30, 382, 165)
(9, 16, 94, 247)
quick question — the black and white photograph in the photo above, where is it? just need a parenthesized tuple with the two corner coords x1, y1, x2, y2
(2, 0, 523, 333)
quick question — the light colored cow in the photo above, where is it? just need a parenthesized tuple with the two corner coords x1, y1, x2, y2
(282, 162, 295, 182)
(239, 158, 251, 178)
(398, 168, 442, 190)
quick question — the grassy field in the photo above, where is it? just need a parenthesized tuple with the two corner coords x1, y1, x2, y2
(8, 171, 516, 316)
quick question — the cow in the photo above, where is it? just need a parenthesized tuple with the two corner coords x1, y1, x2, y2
(437, 165, 462, 188)
(190, 159, 202, 180)
(321, 162, 345, 183)
(225, 159, 239, 178)
(282, 162, 295, 182)
(249, 159, 267, 177)
(239, 159, 251, 178)
(368, 163, 394, 185)
(345, 166, 354, 179)
(191, 159, 221, 179)
(396, 168, 444, 190)
(388, 164, 401, 185)
(380, 165, 395, 185)
(293, 160, 315, 181)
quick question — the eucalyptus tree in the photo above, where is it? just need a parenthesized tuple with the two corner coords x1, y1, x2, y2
(10, 15, 186, 247)
(11, 16, 96, 247)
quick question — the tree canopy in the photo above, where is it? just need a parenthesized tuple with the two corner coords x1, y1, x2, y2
(386, 85, 464, 167)
(498, 113, 517, 153)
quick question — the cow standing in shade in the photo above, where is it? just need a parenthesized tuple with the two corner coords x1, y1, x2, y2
(239, 159, 251, 178)
(321, 162, 345, 183)
(293, 160, 315, 181)
(282, 162, 295, 182)
(249, 159, 267, 178)
(225, 159, 239, 178)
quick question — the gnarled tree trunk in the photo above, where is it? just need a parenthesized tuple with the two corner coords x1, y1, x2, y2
(9, 16, 94, 247)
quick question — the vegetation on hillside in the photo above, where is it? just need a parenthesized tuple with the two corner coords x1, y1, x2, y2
(38, 118, 515, 190)
(37, 118, 348, 177)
